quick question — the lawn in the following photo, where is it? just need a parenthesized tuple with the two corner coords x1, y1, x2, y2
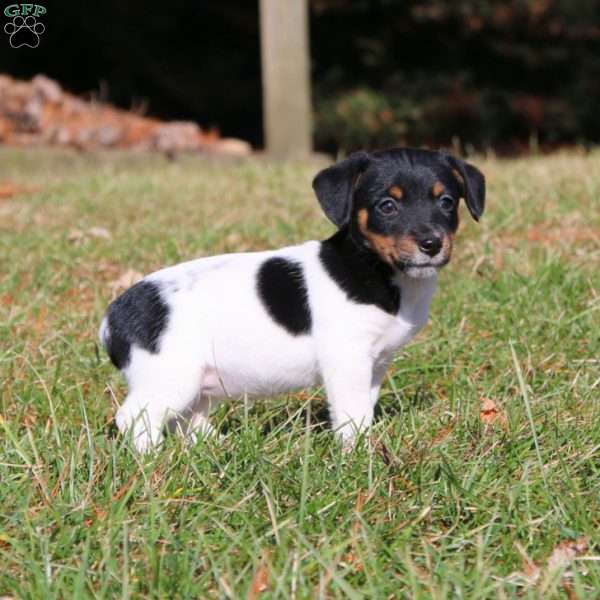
(1, 147, 599, 599)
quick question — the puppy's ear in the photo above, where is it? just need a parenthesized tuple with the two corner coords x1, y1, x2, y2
(446, 155, 486, 221)
(312, 151, 370, 227)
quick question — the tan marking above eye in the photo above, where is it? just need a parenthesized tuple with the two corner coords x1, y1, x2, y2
(388, 185, 403, 200)
(432, 181, 445, 197)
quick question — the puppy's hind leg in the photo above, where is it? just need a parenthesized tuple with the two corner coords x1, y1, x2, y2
(168, 394, 221, 444)
(116, 347, 203, 453)
(188, 396, 222, 441)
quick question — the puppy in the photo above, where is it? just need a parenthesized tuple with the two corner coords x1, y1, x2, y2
(99, 148, 485, 451)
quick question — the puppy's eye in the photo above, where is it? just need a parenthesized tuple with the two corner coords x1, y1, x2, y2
(377, 198, 398, 216)
(439, 194, 456, 211)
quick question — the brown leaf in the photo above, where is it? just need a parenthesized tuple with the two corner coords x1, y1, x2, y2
(248, 556, 270, 599)
(480, 397, 507, 427)
(547, 537, 588, 572)
(432, 422, 455, 445)
(0, 181, 36, 199)
(515, 542, 541, 583)
(86, 226, 112, 240)
(68, 226, 112, 244)
(342, 550, 364, 572)
(514, 537, 590, 590)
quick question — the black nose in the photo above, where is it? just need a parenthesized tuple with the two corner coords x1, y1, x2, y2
(417, 236, 442, 257)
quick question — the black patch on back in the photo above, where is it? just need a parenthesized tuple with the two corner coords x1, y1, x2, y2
(257, 257, 312, 335)
(319, 228, 400, 315)
(104, 280, 169, 369)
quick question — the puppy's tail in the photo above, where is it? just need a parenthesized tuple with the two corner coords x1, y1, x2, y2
(98, 315, 110, 351)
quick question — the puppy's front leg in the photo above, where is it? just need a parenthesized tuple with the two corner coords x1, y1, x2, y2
(320, 350, 375, 444)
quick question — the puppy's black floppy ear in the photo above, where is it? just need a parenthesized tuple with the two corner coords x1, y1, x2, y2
(446, 155, 486, 221)
(312, 151, 370, 227)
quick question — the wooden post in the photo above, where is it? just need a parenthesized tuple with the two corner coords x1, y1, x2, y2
(259, 0, 312, 158)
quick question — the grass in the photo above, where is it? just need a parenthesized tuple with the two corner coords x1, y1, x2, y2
(1, 147, 600, 599)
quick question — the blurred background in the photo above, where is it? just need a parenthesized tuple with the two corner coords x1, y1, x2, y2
(1, 0, 599, 157)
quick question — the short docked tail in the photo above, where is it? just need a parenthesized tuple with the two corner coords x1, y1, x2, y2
(98, 315, 110, 350)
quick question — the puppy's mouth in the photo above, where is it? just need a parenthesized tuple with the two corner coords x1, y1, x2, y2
(395, 255, 450, 271)
(394, 255, 450, 279)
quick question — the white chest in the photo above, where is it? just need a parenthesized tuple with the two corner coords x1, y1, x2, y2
(378, 273, 438, 355)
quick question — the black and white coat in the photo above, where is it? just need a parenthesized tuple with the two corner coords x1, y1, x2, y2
(100, 148, 485, 451)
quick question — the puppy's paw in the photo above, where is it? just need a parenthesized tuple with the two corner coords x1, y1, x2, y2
(115, 405, 163, 453)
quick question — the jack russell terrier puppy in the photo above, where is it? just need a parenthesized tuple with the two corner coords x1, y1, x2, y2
(99, 148, 485, 452)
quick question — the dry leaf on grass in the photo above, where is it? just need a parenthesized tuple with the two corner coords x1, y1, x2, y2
(0, 181, 36, 200)
(514, 537, 589, 589)
(547, 537, 589, 572)
(248, 555, 270, 599)
(86, 226, 112, 240)
(68, 226, 112, 244)
(515, 542, 541, 583)
(480, 398, 507, 428)
(109, 269, 144, 295)
(432, 422, 455, 445)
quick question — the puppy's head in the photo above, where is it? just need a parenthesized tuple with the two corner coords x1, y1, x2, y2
(313, 148, 485, 278)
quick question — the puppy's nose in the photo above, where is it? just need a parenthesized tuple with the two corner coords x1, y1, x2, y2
(417, 236, 442, 257)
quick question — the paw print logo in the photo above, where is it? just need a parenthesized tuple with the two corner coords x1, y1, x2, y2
(4, 15, 45, 48)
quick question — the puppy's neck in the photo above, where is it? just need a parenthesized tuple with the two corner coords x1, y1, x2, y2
(319, 227, 400, 314)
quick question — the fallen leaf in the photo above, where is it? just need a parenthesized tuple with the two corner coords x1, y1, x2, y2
(0, 181, 36, 199)
(86, 226, 112, 240)
(94, 507, 107, 521)
(480, 397, 507, 427)
(514, 537, 590, 591)
(547, 537, 588, 572)
(68, 226, 112, 244)
(515, 542, 541, 583)
(109, 269, 144, 295)
(432, 422, 455, 445)
(248, 556, 270, 599)
(67, 228, 84, 243)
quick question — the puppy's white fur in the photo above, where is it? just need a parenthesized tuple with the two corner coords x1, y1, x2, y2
(101, 243, 437, 451)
